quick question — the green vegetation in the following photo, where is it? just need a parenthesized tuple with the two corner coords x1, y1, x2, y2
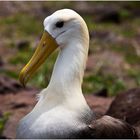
(9, 47, 33, 65)
(0, 112, 10, 136)
(0, 69, 18, 79)
(127, 69, 140, 86)
(83, 74, 126, 96)
(0, 2, 139, 96)
(0, 13, 42, 38)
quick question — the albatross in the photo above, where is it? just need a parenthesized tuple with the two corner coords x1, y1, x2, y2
(16, 9, 138, 139)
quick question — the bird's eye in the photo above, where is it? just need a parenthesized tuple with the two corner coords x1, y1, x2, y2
(55, 21, 64, 28)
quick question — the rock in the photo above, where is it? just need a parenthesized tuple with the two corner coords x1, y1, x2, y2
(96, 9, 120, 23)
(90, 5, 121, 23)
(123, 3, 140, 18)
(0, 75, 23, 94)
(94, 88, 108, 97)
(0, 135, 8, 139)
(0, 57, 4, 67)
(85, 115, 138, 139)
(16, 40, 30, 50)
(107, 88, 140, 138)
(10, 102, 28, 109)
(107, 88, 140, 125)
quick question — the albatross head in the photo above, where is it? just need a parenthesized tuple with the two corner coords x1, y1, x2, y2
(19, 9, 89, 87)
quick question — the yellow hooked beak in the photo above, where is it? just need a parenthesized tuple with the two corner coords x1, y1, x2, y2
(19, 31, 58, 87)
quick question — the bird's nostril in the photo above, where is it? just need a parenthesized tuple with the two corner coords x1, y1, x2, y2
(43, 41, 46, 47)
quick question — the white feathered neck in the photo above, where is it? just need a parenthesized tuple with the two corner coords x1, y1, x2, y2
(35, 12, 90, 112)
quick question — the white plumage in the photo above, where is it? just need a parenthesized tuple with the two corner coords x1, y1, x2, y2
(16, 9, 93, 139)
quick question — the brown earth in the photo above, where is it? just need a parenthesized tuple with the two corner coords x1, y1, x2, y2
(0, 76, 139, 138)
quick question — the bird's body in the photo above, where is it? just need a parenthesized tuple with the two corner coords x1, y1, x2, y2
(16, 9, 138, 139)
(17, 102, 93, 138)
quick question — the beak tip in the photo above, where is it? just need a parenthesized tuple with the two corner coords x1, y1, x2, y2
(19, 79, 26, 88)
(19, 72, 26, 88)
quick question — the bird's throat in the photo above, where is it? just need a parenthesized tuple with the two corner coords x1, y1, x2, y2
(49, 41, 88, 95)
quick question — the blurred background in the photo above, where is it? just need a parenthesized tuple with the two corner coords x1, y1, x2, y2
(0, 1, 140, 138)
